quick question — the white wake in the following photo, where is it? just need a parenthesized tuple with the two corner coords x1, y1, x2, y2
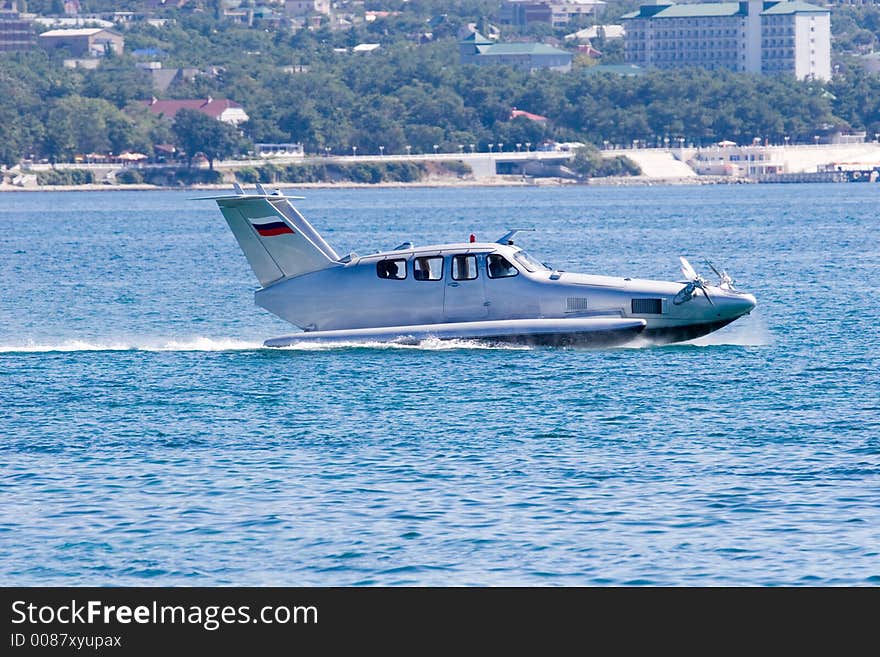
(273, 337, 531, 351)
(0, 337, 264, 353)
(0, 317, 770, 353)
(0, 336, 530, 353)
(618, 312, 772, 349)
(686, 312, 772, 347)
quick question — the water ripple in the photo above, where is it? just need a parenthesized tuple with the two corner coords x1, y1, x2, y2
(2, 186, 879, 585)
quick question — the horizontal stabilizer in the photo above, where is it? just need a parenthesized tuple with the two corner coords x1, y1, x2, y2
(265, 317, 646, 348)
(193, 183, 305, 201)
(193, 194, 306, 201)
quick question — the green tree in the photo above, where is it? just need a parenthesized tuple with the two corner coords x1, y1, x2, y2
(81, 67, 154, 108)
(42, 96, 141, 159)
(571, 146, 640, 177)
(42, 110, 76, 163)
(172, 108, 250, 170)
(0, 65, 45, 165)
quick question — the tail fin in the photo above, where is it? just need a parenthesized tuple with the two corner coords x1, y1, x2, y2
(214, 192, 339, 287)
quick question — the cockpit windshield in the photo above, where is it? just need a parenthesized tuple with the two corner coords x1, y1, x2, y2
(513, 250, 550, 273)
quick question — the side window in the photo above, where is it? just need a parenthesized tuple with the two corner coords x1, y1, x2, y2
(376, 258, 406, 280)
(487, 254, 518, 279)
(413, 256, 443, 281)
(452, 254, 478, 281)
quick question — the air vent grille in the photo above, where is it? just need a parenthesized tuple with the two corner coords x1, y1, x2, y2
(566, 297, 589, 312)
(631, 298, 663, 314)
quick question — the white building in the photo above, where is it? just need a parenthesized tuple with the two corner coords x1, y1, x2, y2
(500, 0, 605, 27)
(690, 142, 786, 176)
(459, 30, 573, 72)
(38, 27, 124, 57)
(564, 24, 625, 42)
(255, 143, 305, 158)
(761, 2, 830, 80)
(550, 0, 607, 26)
(622, 1, 831, 81)
(352, 42, 380, 53)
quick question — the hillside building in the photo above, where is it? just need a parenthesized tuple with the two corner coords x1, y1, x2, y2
(459, 30, 572, 72)
(499, 0, 606, 28)
(142, 97, 250, 125)
(284, 0, 330, 16)
(38, 27, 124, 57)
(565, 24, 625, 42)
(622, 1, 830, 80)
(0, 5, 33, 52)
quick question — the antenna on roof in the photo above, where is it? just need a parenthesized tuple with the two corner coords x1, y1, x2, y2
(255, 183, 268, 195)
(233, 182, 244, 195)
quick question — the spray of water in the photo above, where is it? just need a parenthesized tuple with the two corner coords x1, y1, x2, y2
(0, 314, 771, 354)
(273, 336, 531, 351)
(0, 335, 530, 353)
(618, 311, 772, 349)
(686, 311, 772, 347)
(0, 337, 264, 353)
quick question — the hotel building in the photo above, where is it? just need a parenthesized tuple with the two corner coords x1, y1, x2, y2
(622, 1, 831, 80)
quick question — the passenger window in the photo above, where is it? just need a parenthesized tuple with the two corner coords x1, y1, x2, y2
(487, 254, 518, 279)
(376, 258, 406, 280)
(413, 256, 443, 281)
(452, 254, 478, 281)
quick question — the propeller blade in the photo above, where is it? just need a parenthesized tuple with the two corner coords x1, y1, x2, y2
(673, 281, 695, 305)
(679, 256, 698, 281)
(706, 259, 735, 289)
(705, 260, 723, 279)
(700, 283, 715, 306)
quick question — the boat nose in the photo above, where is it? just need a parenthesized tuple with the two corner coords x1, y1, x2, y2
(727, 292, 756, 318)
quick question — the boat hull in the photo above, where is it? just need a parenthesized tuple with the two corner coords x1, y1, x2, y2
(264, 317, 647, 348)
(643, 318, 737, 344)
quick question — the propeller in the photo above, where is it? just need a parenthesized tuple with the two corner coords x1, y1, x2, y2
(705, 260, 736, 290)
(680, 256, 698, 281)
(674, 256, 715, 306)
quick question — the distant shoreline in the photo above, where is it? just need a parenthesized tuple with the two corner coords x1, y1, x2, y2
(0, 175, 747, 193)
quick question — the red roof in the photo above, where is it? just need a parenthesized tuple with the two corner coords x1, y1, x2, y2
(141, 97, 243, 120)
(510, 107, 549, 122)
(577, 44, 603, 57)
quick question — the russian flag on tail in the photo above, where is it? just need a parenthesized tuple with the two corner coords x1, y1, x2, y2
(252, 220, 294, 237)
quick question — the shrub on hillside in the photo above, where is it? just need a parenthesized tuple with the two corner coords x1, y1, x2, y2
(235, 167, 259, 183)
(116, 169, 144, 184)
(36, 169, 95, 185)
(571, 148, 641, 178)
(437, 160, 472, 177)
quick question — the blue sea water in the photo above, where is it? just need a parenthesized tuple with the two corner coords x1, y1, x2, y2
(1, 184, 878, 586)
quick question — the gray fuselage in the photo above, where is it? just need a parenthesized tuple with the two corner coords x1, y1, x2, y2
(255, 242, 756, 343)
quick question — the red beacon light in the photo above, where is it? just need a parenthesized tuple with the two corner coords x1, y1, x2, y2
(469, 233, 476, 243)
